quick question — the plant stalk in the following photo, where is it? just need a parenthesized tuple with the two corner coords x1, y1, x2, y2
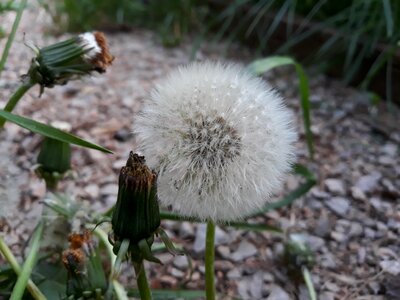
(205, 221, 216, 300)
(0, 80, 35, 128)
(0, 237, 46, 300)
(0, 0, 27, 74)
(133, 261, 152, 300)
(10, 222, 45, 300)
(302, 267, 317, 300)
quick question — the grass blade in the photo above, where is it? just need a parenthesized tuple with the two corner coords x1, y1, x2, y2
(382, 0, 394, 37)
(10, 222, 44, 300)
(0, 0, 27, 74)
(247, 56, 314, 159)
(0, 110, 113, 153)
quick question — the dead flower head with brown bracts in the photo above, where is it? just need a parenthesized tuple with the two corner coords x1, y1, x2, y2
(26, 31, 114, 95)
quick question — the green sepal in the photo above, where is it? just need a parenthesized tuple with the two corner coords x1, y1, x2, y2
(138, 239, 162, 265)
(156, 228, 184, 256)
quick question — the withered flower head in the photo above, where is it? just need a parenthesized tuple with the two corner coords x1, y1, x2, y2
(25, 31, 114, 95)
(62, 248, 85, 274)
(112, 152, 160, 245)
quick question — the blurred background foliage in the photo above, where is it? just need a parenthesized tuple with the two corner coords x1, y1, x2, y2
(1, 0, 398, 103)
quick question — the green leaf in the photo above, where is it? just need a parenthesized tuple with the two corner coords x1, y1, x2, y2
(247, 56, 314, 160)
(127, 288, 205, 299)
(0, 110, 113, 153)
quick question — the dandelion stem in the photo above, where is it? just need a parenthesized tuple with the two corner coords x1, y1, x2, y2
(0, 236, 46, 300)
(133, 260, 152, 300)
(205, 221, 216, 300)
(0, 80, 35, 128)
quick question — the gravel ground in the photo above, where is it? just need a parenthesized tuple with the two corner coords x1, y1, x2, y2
(1, 5, 400, 300)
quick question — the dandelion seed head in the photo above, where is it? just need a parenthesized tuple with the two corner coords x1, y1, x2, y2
(135, 62, 297, 222)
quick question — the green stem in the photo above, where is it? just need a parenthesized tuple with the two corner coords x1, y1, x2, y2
(0, 237, 46, 300)
(302, 267, 317, 300)
(10, 222, 44, 300)
(0, 80, 35, 128)
(133, 260, 152, 300)
(0, 0, 27, 74)
(205, 221, 216, 300)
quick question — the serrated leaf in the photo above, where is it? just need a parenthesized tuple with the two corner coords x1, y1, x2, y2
(0, 110, 113, 153)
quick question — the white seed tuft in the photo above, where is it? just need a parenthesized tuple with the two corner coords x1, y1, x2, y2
(134, 61, 297, 222)
(78, 32, 101, 60)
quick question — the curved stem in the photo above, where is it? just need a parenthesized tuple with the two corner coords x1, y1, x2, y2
(0, 80, 35, 128)
(0, 0, 27, 74)
(0, 237, 46, 300)
(133, 261, 152, 300)
(205, 221, 216, 300)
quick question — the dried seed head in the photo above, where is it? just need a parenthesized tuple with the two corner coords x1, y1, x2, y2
(135, 62, 297, 222)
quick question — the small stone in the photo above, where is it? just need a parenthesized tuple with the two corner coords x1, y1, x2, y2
(349, 222, 363, 237)
(380, 260, 400, 275)
(113, 128, 132, 142)
(325, 178, 346, 195)
(378, 155, 394, 166)
(170, 268, 184, 278)
(227, 268, 241, 279)
(193, 224, 230, 253)
(331, 231, 347, 242)
(237, 279, 250, 299)
(350, 186, 366, 201)
(325, 197, 350, 216)
(217, 245, 231, 259)
(320, 252, 336, 268)
(173, 255, 188, 269)
(266, 284, 290, 300)
(84, 184, 99, 198)
(179, 222, 194, 238)
(355, 172, 382, 193)
(320, 292, 335, 300)
(249, 273, 263, 299)
(232, 240, 258, 262)
(314, 216, 332, 237)
(325, 281, 340, 293)
(305, 234, 325, 251)
(263, 272, 274, 282)
(100, 183, 118, 196)
(382, 143, 398, 156)
(311, 188, 330, 199)
(364, 227, 376, 239)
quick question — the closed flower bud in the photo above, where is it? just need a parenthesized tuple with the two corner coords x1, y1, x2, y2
(112, 152, 161, 246)
(36, 122, 72, 190)
(25, 31, 114, 95)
